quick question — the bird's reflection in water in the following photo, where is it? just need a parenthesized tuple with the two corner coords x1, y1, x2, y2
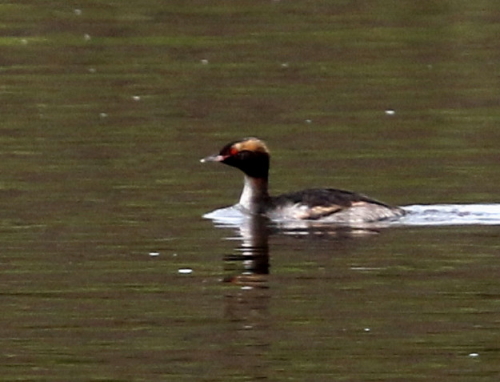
(217, 216, 382, 378)
(219, 215, 381, 290)
(222, 216, 271, 289)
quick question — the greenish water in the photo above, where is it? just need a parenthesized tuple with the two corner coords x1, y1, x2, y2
(1, 1, 499, 381)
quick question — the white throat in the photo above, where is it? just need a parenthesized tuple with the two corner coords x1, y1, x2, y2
(238, 175, 269, 215)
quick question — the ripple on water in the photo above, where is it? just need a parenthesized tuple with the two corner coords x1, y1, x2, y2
(400, 204, 500, 226)
(203, 204, 500, 228)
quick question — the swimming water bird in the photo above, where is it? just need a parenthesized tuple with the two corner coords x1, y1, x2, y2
(201, 138, 405, 225)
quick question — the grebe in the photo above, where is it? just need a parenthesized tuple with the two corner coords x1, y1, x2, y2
(201, 138, 405, 225)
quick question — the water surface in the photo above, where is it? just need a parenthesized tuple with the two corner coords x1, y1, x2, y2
(1, 1, 499, 381)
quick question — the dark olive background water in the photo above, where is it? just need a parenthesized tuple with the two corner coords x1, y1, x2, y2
(1, 1, 499, 381)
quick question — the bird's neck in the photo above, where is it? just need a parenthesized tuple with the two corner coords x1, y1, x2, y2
(238, 175, 270, 215)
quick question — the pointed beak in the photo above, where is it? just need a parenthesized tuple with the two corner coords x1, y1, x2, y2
(200, 154, 226, 163)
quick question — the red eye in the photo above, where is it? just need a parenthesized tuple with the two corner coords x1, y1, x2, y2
(229, 147, 239, 156)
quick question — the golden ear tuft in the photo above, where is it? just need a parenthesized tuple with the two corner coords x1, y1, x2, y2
(236, 137, 270, 154)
